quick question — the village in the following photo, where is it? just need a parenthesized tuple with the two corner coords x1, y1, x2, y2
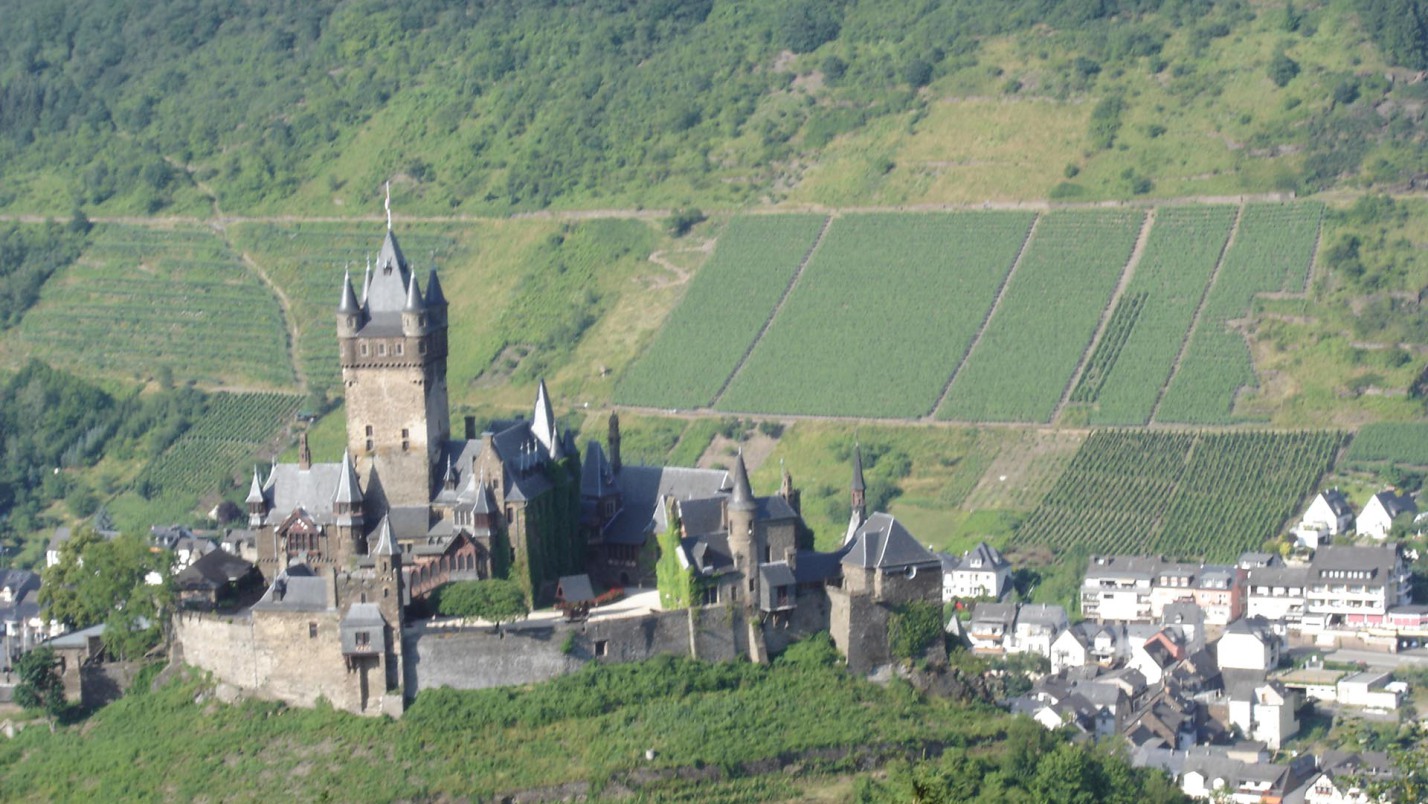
(2, 222, 1426, 803)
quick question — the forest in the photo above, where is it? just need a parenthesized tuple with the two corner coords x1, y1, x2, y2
(0, 0, 1424, 215)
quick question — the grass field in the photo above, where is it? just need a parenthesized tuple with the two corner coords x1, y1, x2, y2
(717, 211, 1033, 418)
(1155, 203, 1323, 424)
(12, 225, 294, 389)
(1080, 205, 1236, 425)
(1014, 429, 1344, 562)
(939, 209, 1143, 423)
(615, 214, 827, 409)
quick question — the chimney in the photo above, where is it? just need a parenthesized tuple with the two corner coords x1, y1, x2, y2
(298, 432, 312, 470)
(465, 415, 477, 440)
(608, 412, 622, 475)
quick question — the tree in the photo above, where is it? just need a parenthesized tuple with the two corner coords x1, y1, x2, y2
(14, 645, 66, 719)
(779, 0, 841, 53)
(656, 500, 696, 609)
(436, 579, 529, 628)
(40, 528, 172, 659)
(1268, 51, 1300, 87)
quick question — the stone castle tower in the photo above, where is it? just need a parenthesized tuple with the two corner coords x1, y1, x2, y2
(337, 227, 451, 509)
(726, 452, 762, 606)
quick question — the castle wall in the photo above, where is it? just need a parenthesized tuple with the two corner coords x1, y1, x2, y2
(176, 611, 394, 716)
(403, 608, 747, 694)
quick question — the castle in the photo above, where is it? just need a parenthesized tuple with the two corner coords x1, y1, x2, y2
(176, 221, 944, 716)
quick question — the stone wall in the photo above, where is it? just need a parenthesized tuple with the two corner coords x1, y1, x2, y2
(404, 607, 748, 694)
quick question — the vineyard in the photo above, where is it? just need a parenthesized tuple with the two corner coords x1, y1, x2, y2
(13, 225, 295, 388)
(614, 215, 827, 409)
(938, 209, 1143, 423)
(229, 223, 462, 394)
(1155, 203, 1323, 424)
(1014, 429, 1344, 562)
(136, 392, 302, 499)
(1344, 423, 1428, 466)
(1077, 205, 1236, 425)
(716, 211, 1033, 418)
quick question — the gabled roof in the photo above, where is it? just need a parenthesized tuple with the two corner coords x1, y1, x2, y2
(262, 461, 347, 526)
(557, 574, 596, 603)
(1316, 488, 1353, 517)
(961, 541, 1009, 571)
(1366, 490, 1416, 519)
(841, 512, 939, 571)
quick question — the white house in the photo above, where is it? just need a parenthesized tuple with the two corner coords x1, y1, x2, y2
(1008, 603, 1068, 658)
(1227, 682, 1297, 750)
(942, 542, 1011, 601)
(1358, 491, 1416, 541)
(967, 602, 1017, 654)
(1301, 489, 1355, 537)
(1216, 616, 1281, 673)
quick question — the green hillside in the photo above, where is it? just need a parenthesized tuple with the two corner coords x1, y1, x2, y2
(3, 0, 1428, 217)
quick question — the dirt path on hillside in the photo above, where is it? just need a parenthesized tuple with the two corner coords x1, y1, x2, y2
(645, 239, 713, 288)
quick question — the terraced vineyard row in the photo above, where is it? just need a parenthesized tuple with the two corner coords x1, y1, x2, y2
(1344, 422, 1428, 466)
(615, 214, 827, 409)
(13, 225, 295, 388)
(137, 392, 302, 498)
(1155, 203, 1323, 424)
(938, 209, 1143, 423)
(718, 211, 1033, 418)
(1014, 429, 1344, 562)
(1080, 205, 1236, 425)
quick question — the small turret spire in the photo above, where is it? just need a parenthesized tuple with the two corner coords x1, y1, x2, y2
(246, 466, 264, 504)
(403, 273, 424, 312)
(385, 180, 392, 231)
(425, 267, 447, 308)
(730, 450, 757, 512)
(338, 269, 360, 314)
(532, 379, 557, 453)
(373, 515, 397, 556)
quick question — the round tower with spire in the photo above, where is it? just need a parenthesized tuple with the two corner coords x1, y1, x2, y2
(727, 451, 761, 606)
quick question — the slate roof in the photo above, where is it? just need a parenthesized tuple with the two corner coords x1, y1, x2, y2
(261, 462, 347, 526)
(1247, 563, 1312, 588)
(1311, 544, 1400, 583)
(961, 541, 1009, 571)
(793, 548, 847, 584)
(760, 561, 796, 588)
(1015, 603, 1067, 629)
(1367, 490, 1416, 519)
(842, 512, 939, 570)
(1084, 555, 1163, 581)
(603, 465, 728, 546)
(557, 574, 596, 603)
(253, 565, 331, 612)
(175, 549, 258, 590)
(1318, 489, 1353, 517)
(581, 441, 620, 499)
(0, 569, 39, 600)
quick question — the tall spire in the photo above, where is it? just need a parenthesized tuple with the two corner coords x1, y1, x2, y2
(245, 466, 265, 504)
(385, 180, 392, 231)
(333, 449, 363, 505)
(730, 450, 757, 512)
(532, 378, 557, 454)
(338, 269, 360, 314)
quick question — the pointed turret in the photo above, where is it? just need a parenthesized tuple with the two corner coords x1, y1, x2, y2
(730, 450, 757, 512)
(532, 379, 557, 455)
(442, 456, 458, 491)
(361, 258, 373, 306)
(425, 268, 447, 308)
(403, 273, 424, 313)
(373, 516, 397, 556)
(334, 449, 364, 506)
(246, 466, 266, 528)
(246, 466, 265, 504)
(338, 270, 360, 314)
